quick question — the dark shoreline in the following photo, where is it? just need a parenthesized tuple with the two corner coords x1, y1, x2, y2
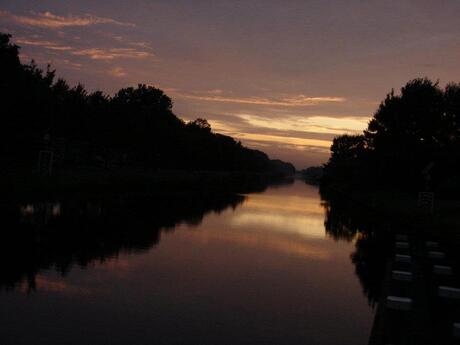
(1, 168, 295, 201)
(319, 181, 460, 345)
(0, 171, 295, 291)
(319, 181, 460, 234)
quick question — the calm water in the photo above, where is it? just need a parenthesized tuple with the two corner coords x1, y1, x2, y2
(1, 180, 374, 345)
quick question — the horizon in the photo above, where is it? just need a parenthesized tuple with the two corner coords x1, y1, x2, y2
(2, 1, 460, 168)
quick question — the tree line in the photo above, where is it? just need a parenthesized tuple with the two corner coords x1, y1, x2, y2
(0, 33, 295, 176)
(322, 78, 460, 196)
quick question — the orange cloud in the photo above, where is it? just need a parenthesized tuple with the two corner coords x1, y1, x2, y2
(0, 10, 135, 28)
(209, 120, 332, 150)
(55, 59, 83, 69)
(238, 133, 331, 149)
(108, 66, 127, 77)
(15, 38, 73, 51)
(14, 36, 154, 62)
(172, 91, 345, 107)
(72, 47, 154, 60)
(237, 114, 368, 135)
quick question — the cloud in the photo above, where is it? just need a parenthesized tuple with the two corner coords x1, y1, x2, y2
(0, 10, 135, 28)
(49, 58, 83, 69)
(236, 114, 368, 135)
(108, 66, 127, 77)
(184, 94, 344, 106)
(72, 47, 154, 60)
(208, 119, 331, 150)
(130, 41, 153, 49)
(171, 90, 345, 107)
(14, 36, 154, 62)
(238, 133, 332, 150)
(205, 89, 224, 95)
(15, 38, 73, 51)
(173, 91, 365, 167)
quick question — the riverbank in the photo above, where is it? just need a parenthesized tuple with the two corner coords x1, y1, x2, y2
(319, 182, 460, 345)
(1, 167, 294, 201)
(320, 182, 460, 235)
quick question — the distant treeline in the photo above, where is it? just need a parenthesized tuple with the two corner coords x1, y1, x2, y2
(0, 33, 295, 176)
(322, 78, 460, 196)
(300, 166, 324, 185)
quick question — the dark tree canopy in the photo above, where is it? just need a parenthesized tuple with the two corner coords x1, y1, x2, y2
(323, 78, 460, 195)
(0, 32, 294, 176)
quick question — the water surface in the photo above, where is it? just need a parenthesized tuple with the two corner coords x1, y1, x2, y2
(1, 180, 374, 345)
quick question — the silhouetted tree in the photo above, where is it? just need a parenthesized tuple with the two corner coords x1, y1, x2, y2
(323, 78, 460, 194)
(0, 32, 294, 176)
(187, 118, 211, 132)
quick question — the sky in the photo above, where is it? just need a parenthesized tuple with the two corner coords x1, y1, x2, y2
(1, 1, 460, 168)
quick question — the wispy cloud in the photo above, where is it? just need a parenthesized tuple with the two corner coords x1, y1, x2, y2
(205, 89, 224, 95)
(108, 34, 153, 50)
(130, 41, 153, 49)
(72, 47, 153, 60)
(237, 114, 368, 135)
(14, 36, 154, 62)
(15, 38, 73, 51)
(209, 119, 332, 150)
(108, 66, 127, 77)
(0, 10, 135, 28)
(204, 111, 369, 163)
(237, 133, 332, 150)
(171, 90, 345, 107)
(57, 59, 83, 69)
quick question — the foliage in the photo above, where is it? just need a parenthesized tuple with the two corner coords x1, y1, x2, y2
(0, 33, 294, 175)
(300, 166, 323, 185)
(323, 78, 460, 194)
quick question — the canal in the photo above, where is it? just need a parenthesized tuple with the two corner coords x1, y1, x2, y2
(0, 180, 375, 345)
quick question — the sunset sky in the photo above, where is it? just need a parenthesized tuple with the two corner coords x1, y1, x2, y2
(2, 1, 460, 168)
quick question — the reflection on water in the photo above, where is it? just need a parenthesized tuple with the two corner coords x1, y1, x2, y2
(321, 189, 460, 345)
(321, 189, 392, 307)
(0, 192, 245, 292)
(1, 180, 376, 345)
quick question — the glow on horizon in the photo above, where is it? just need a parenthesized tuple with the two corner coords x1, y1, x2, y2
(209, 120, 336, 151)
(236, 114, 368, 135)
